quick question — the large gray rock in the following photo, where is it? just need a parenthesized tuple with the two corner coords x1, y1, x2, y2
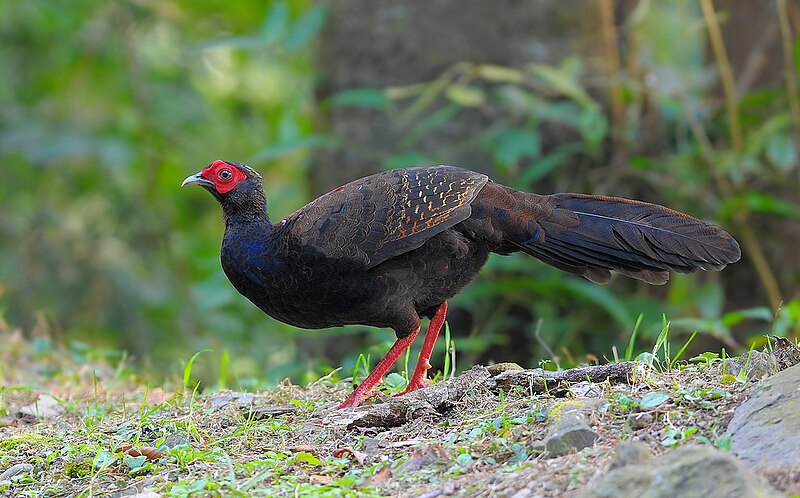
(608, 441, 652, 470)
(541, 412, 599, 458)
(576, 445, 784, 498)
(728, 363, 800, 467)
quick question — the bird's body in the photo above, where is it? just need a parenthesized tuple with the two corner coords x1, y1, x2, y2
(183, 160, 741, 408)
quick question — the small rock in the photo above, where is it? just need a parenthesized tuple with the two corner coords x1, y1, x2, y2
(729, 363, 800, 468)
(608, 441, 651, 470)
(540, 413, 598, 458)
(529, 441, 545, 455)
(0, 463, 34, 481)
(209, 391, 255, 409)
(246, 405, 297, 420)
(566, 381, 604, 398)
(125, 491, 162, 498)
(394, 444, 449, 475)
(771, 336, 800, 370)
(16, 394, 64, 420)
(576, 445, 784, 498)
(486, 362, 524, 375)
(162, 432, 190, 449)
(628, 412, 653, 430)
(509, 488, 533, 498)
(725, 351, 779, 381)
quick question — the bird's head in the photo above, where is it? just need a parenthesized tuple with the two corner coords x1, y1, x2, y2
(182, 160, 268, 222)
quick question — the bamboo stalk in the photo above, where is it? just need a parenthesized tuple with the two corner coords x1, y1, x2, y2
(776, 0, 800, 133)
(699, 0, 743, 150)
(599, 0, 624, 139)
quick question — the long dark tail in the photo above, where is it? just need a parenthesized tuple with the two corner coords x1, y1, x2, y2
(478, 184, 741, 285)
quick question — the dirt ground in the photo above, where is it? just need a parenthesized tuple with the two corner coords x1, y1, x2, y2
(1, 329, 797, 497)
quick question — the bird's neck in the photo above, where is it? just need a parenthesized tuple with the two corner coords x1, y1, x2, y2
(222, 191, 272, 228)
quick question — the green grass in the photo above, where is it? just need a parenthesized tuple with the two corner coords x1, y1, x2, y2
(1, 322, 797, 497)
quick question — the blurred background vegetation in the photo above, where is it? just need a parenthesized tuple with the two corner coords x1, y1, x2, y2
(1, 0, 799, 389)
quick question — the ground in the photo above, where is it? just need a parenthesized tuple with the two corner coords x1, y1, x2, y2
(0, 328, 796, 497)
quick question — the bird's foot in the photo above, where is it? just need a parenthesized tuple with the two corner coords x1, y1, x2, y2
(391, 380, 427, 397)
(335, 388, 382, 409)
(392, 361, 432, 397)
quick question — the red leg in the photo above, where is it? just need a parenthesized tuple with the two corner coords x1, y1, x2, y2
(336, 327, 420, 409)
(393, 301, 448, 397)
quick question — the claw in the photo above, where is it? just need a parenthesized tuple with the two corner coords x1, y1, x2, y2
(336, 388, 382, 409)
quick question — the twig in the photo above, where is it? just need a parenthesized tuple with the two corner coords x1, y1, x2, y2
(487, 361, 643, 393)
(325, 361, 643, 428)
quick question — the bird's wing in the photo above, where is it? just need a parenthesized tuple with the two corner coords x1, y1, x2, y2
(285, 166, 489, 269)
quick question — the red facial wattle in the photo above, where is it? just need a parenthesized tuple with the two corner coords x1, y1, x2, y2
(202, 160, 247, 194)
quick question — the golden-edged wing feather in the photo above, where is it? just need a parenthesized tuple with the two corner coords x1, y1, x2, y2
(285, 166, 489, 269)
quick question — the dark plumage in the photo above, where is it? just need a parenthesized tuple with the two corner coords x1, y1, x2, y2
(182, 160, 741, 408)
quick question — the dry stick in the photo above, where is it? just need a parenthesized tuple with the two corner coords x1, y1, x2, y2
(699, 0, 783, 312)
(487, 361, 641, 393)
(324, 366, 492, 428)
(325, 362, 641, 428)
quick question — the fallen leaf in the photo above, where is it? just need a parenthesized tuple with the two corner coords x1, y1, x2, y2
(0, 417, 18, 428)
(16, 394, 64, 420)
(209, 391, 255, 409)
(394, 444, 449, 475)
(333, 447, 367, 465)
(113, 442, 166, 460)
(309, 474, 332, 484)
(290, 445, 317, 454)
(0, 463, 34, 481)
(114, 442, 133, 453)
(387, 440, 425, 448)
(364, 465, 392, 485)
(246, 405, 297, 420)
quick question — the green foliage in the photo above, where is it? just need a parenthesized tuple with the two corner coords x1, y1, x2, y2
(0, 0, 330, 386)
(326, 1, 800, 370)
(1, 1, 798, 388)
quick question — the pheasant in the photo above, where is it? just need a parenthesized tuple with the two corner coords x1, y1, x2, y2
(182, 160, 741, 408)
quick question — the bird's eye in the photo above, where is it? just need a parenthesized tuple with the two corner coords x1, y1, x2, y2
(218, 169, 233, 181)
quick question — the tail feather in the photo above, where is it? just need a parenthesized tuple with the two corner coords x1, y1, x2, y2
(502, 191, 741, 285)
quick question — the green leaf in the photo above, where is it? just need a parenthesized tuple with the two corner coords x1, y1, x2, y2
(383, 151, 433, 170)
(285, 5, 328, 52)
(329, 88, 391, 110)
(578, 108, 609, 152)
(93, 450, 116, 470)
(745, 192, 800, 219)
(517, 142, 582, 185)
(527, 61, 596, 109)
(794, 36, 800, 71)
(183, 349, 212, 392)
(477, 64, 525, 83)
(402, 104, 460, 147)
(481, 128, 541, 166)
(384, 372, 407, 389)
(250, 134, 336, 163)
(639, 391, 670, 409)
(562, 278, 632, 327)
(292, 451, 321, 466)
(721, 307, 773, 327)
(625, 314, 644, 362)
(123, 455, 148, 470)
(765, 132, 797, 171)
(261, 2, 289, 44)
(445, 84, 485, 107)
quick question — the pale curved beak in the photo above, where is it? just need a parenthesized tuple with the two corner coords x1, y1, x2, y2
(181, 172, 213, 187)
